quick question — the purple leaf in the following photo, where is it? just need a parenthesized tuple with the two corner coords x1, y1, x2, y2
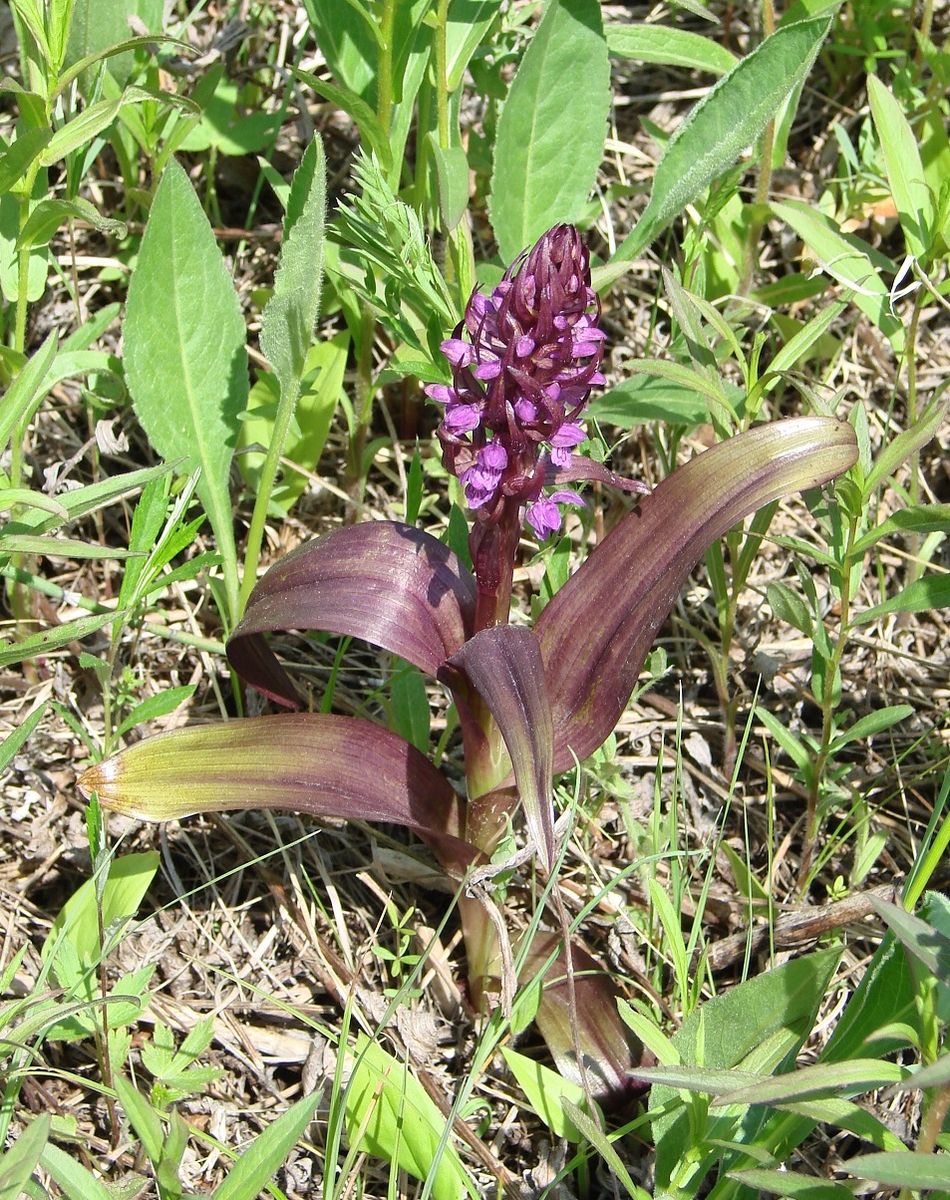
(228, 522, 476, 706)
(523, 931, 643, 1104)
(80, 714, 473, 872)
(546, 453, 651, 495)
(447, 625, 555, 869)
(536, 417, 858, 770)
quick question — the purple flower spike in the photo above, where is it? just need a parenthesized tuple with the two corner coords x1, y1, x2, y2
(434, 224, 621, 530)
(526, 490, 586, 540)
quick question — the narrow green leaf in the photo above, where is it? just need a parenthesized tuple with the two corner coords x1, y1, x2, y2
(41, 96, 125, 165)
(846, 1151, 950, 1192)
(0, 1115, 50, 1200)
(293, 70, 392, 175)
(344, 1036, 473, 1200)
(852, 574, 950, 627)
(896, 1053, 950, 1092)
(867, 74, 933, 260)
(65, 0, 166, 90)
(490, 0, 610, 261)
(39, 1144, 113, 1200)
(0, 609, 123, 668)
(727, 1167, 854, 1198)
(718, 1058, 906, 1106)
(0, 127, 53, 194)
(868, 895, 950, 980)
(864, 394, 949, 498)
(0, 535, 138, 559)
(588, 375, 710, 427)
(124, 157, 247, 615)
(599, 16, 832, 287)
(828, 704, 913, 754)
(17, 196, 127, 249)
(500, 1047, 587, 1141)
(0, 332, 58, 449)
(210, 1092, 321, 1200)
(852, 503, 950, 556)
(0, 488, 67, 517)
(260, 135, 327, 394)
(766, 581, 813, 636)
(560, 1101, 651, 1199)
(428, 136, 470, 231)
(115, 685, 196, 739)
(0, 694, 49, 773)
(390, 663, 430, 754)
(605, 22, 737, 73)
(769, 198, 904, 350)
(114, 1075, 164, 1166)
(42, 851, 159, 966)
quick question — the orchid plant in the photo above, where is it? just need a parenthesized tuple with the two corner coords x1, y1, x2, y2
(80, 226, 858, 1101)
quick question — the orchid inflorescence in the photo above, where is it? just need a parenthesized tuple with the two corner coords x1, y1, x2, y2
(81, 223, 859, 1100)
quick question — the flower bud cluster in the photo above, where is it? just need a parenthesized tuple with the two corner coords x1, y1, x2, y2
(427, 225, 605, 539)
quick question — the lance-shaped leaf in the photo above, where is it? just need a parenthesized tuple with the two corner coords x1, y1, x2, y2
(228, 522, 476, 706)
(79, 714, 473, 872)
(448, 625, 555, 869)
(522, 931, 643, 1103)
(536, 417, 858, 771)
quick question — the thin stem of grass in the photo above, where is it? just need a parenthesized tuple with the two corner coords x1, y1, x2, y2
(801, 510, 860, 889)
(904, 285, 926, 582)
(737, 0, 776, 296)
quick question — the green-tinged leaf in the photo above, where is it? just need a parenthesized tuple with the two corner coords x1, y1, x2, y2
(41, 96, 127, 165)
(65, 0, 165, 90)
(390, 663, 430, 754)
(717, 1058, 906, 1106)
(0, 488, 67, 517)
(632, 1064, 762, 1095)
(852, 503, 950, 556)
(490, 0, 610, 261)
(428, 136, 470, 231)
(727, 1167, 854, 1198)
(767, 581, 813, 636)
(113, 1075, 163, 1166)
(345, 1036, 472, 1200)
(867, 74, 933, 260)
(650, 949, 839, 1192)
(599, 16, 831, 288)
(449, 625, 554, 868)
(80, 715, 472, 872)
(177, 72, 281, 156)
(536, 418, 857, 770)
(115, 685, 196, 739)
(521, 931, 643, 1103)
(210, 1092, 321, 1200)
(868, 895, 950, 979)
(769, 198, 904, 350)
(618, 1002, 680, 1067)
(445, 0, 502, 91)
(828, 705, 913, 754)
(293, 70, 392, 175)
(588, 375, 710, 428)
(17, 196, 127, 249)
(501, 1047, 588, 1141)
(559, 1101, 651, 1199)
(40, 1144, 113, 1200)
(852, 574, 950, 627)
(0, 609, 123, 669)
(261, 135, 326, 394)
(0, 694, 49, 773)
(0, 128, 52, 194)
(0, 1114, 50, 1200)
(776, 1097, 906, 1154)
(0, 193, 48, 304)
(897, 1054, 950, 1092)
(605, 22, 737, 74)
(846, 1152, 950, 1192)
(42, 851, 159, 966)
(0, 535, 138, 559)
(0, 332, 58, 449)
(124, 157, 247, 615)
(13, 463, 174, 536)
(228, 522, 475, 706)
(239, 333, 347, 513)
(864, 394, 950, 498)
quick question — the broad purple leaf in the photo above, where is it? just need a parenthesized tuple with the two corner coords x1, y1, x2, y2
(80, 714, 473, 872)
(523, 931, 643, 1104)
(536, 417, 858, 770)
(448, 625, 555, 869)
(228, 522, 476, 706)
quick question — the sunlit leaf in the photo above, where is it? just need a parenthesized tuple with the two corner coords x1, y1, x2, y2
(228, 522, 475, 706)
(537, 418, 857, 770)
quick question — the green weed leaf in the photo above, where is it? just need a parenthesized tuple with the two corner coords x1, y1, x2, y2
(867, 74, 934, 260)
(124, 157, 247, 616)
(209, 1091, 321, 1200)
(605, 22, 737, 73)
(0, 1114, 50, 1200)
(846, 1151, 950, 1192)
(490, 0, 610, 261)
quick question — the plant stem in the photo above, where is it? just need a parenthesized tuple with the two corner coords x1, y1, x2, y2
(239, 374, 303, 614)
(738, 0, 776, 296)
(346, 304, 376, 508)
(801, 511, 859, 889)
(435, 0, 450, 150)
(377, 0, 396, 137)
(904, 285, 926, 582)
